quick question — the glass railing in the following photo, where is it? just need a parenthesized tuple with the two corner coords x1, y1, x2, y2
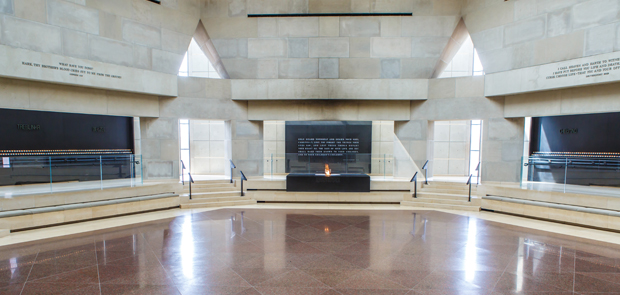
(521, 154, 620, 197)
(0, 154, 142, 197)
(264, 153, 394, 179)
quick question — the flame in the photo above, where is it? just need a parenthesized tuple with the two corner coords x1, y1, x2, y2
(325, 164, 331, 177)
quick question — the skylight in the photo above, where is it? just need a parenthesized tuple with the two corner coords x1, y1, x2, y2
(438, 35, 484, 78)
(178, 38, 222, 79)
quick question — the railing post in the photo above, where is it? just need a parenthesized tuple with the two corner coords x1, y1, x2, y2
(99, 156, 103, 190)
(422, 160, 429, 185)
(188, 173, 194, 200)
(240, 171, 247, 197)
(466, 174, 472, 202)
(410, 172, 418, 199)
(230, 160, 236, 184)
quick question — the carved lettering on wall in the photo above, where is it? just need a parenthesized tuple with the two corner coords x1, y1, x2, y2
(546, 58, 620, 80)
(21, 61, 123, 79)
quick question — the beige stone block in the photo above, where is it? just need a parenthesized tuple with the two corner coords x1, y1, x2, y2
(608, 215, 620, 231)
(279, 59, 319, 79)
(358, 100, 410, 120)
(202, 17, 258, 39)
(309, 38, 349, 57)
(0, 78, 30, 110)
(372, 0, 414, 12)
(455, 76, 484, 98)
(309, 0, 352, 13)
(349, 37, 371, 57)
(560, 83, 620, 115)
(86, 0, 132, 18)
(248, 39, 288, 58)
(320, 17, 340, 37)
(400, 57, 436, 78)
(15, 0, 47, 23)
(370, 37, 411, 58)
(117, 201, 143, 214)
(89, 35, 134, 67)
(258, 18, 278, 37)
(277, 18, 319, 37)
(463, 2, 514, 34)
(152, 49, 185, 75)
(351, 0, 371, 12)
(401, 16, 459, 37)
(161, 29, 192, 54)
(107, 92, 159, 117)
(32, 211, 65, 227)
(33, 194, 65, 208)
(64, 208, 93, 222)
(428, 77, 456, 99)
(29, 84, 108, 115)
(503, 16, 546, 46)
(2, 215, 33, 230)
(388, 79, 427, 100)
(123, 19, 161, 48)
(92, 204, 118, 218)
(340, 17, 381, 37)
(535, 30, 585, 65)
(1, 16, 63, 55)
(48, 0, 99, 34)
(2, 196, 36, 211)
(380, 17, 401, 37)
(339, 58, 381, 78)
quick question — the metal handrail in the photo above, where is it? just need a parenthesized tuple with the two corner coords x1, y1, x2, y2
(188, 172, 195, 200)
(422, 160, 429, 185)
(410, 172, 418, 198)
(239, 171, 247, 197)
(181, 160, 186, 185)
(229, 160, 236, 184)
(466, 174, 473, 202)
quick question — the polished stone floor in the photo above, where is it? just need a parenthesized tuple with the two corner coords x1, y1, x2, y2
(1, 208, 620, 294)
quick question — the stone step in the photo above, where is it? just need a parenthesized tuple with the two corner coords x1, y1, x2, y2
(187, 181, 236, 187)
(185, 191, 241, 199)
(181, 199, 257, 209)
(183, 186, 238, 193)
(419, 187, 477, 194)
(184, 196, 253, 203)
(422, 181, 477, 188)
(416, 192, 477, 201)
(406, 196, 481, 206)
(400, 201, 480, 212)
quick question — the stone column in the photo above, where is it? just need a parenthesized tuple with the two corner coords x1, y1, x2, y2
(481, 117, 525, 183)
(140, 117, 180, 180)
(230, 120, 264, 177)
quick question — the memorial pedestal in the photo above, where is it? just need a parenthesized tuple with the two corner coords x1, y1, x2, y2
(286, 173, 370, 192)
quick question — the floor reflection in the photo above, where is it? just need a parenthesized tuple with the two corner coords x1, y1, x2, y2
(0, 208, 619, 294)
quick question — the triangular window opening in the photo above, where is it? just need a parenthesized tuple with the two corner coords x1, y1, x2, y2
(438, 35, 484, 78)
(178, 38, 222, 79)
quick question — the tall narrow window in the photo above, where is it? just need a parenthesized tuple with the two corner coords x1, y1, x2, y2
(180, 119, 190, 178)
(469, 120, 482, 177)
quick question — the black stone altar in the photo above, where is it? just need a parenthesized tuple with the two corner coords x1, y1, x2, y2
(286, 173, 370, 192)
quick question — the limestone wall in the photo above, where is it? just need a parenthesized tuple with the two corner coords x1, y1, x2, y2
(0, 77, 160, 117)
(465, 0, 620, 74)
(202, 0, 461, 79)
(0, 0, 200, 76)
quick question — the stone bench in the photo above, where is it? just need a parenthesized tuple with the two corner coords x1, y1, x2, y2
(0, 193, 180, 233)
